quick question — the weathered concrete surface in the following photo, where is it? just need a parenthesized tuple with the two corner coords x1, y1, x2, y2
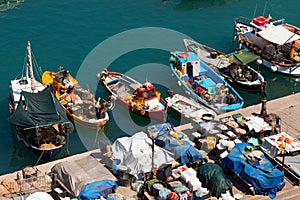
(218, 92, 300, 140)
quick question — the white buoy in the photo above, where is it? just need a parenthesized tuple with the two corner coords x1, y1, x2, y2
(96, 72, 101, 79)
(238, 43, 242, 50)
(177, 80, 181, 86)
(270, 65, 278, 72)
(256, 59, 263, 65)
(233, 35, 237, 42)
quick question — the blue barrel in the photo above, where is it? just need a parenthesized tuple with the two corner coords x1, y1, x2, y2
(112, 159, 121, 175)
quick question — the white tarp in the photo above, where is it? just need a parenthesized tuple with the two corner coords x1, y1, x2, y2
(112, 132, 174, 178)
(258, 25, 300, 45)
(26, 192, 54, 200)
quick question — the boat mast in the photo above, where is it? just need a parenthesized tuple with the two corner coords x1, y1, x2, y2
(26, 41, 36, 91)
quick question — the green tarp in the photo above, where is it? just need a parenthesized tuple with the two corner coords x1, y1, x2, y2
(228, 49, 260, 65)
(197, 163, 232, 198)
(8, 87, 70, 128)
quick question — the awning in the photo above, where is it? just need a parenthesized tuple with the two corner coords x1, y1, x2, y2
(228, 49, 260, 65)
(258, 25, 300, 45)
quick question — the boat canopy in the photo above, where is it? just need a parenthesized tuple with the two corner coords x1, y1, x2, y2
(228, 49, 260, 65)
(258, 25, 300, 45)
(8, 87, 70, 128)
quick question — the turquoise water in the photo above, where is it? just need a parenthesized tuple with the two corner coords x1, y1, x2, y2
(1, 0, 300, 175)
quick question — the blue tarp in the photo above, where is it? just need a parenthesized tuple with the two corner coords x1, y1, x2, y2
(221, 143, 285, 199)
(147, 123, 203, 165)
(79, 180, 118, 200)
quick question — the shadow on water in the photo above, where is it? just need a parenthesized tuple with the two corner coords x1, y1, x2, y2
(173, 0, 240, 11)
(256, 64, 300, 99)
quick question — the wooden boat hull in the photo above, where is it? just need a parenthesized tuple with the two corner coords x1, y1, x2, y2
(169, 51, 244, 113)
(8, 42, 72, 160)
(183, 38, 265, 93)
(99, 70, 168, 121)
(165, 93, 216, 123)
(112, 94, 167, 121)
(17, 129, 64, 160)
(222, 75, 263, 93)
(67, 111, 109, 129)
(42, 70, 109, 129)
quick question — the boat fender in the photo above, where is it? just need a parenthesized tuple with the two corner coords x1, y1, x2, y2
(177, 81, 181, 87)
(270, 65, 278, 72)
(233, 35, 237, 42)
(238, 43, 242, 50)
(178, 52, 189, 58)
(100, 74, 106, 82)
(141, 109, 145, 115)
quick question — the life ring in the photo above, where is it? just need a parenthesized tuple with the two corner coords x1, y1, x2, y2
(178, 52, 189, 58)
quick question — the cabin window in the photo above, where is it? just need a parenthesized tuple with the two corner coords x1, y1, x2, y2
(144, 91, 149, 99)
(150, 89, 156, 98)
(138, 91, 143, 98)
(187, 62, 193, 77)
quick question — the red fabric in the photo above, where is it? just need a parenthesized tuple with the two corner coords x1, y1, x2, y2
(168, 192, 179, 200)
(195, 87, 205, 95)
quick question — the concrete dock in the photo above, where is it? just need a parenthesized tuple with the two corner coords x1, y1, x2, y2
(174, 92, 300, 200)
(217, 92, 300, 140)
(1, 93, 300, 199)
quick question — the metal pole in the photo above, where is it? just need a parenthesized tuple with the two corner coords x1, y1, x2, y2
(151, 136, 154, 171)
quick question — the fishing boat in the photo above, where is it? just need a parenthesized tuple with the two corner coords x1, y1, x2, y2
(8, 41, 73, 159)
(233, 14, 300, 76)
(183, 38, 265, 93)
(42, 67, 110, 129)
(165, 90, 216, 123)
(169, 51, 244, 113)
(97, 69, 168, 121)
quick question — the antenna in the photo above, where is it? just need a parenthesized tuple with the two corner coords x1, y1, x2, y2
(262, 1, 268, 16)
(252, 4, 257, 19)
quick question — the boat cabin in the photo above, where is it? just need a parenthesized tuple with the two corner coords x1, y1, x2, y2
(134, 82, 158, 103)
(171, 51, 202, 78)
(239, 15, 300, 63)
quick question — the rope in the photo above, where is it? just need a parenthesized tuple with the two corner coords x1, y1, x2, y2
(34, 150, 45, 167)
(94, 125, 103, 148)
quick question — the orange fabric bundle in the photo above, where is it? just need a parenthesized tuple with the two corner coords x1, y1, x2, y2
(168, 192, 179, 200)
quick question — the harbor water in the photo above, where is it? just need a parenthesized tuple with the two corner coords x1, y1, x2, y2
(1, 0, 300, 175)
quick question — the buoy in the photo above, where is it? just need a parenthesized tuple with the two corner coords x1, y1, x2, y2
(256, 59, 263, 65)
(96, 73, 101, 79)
(177, 81, 181, 87)
(233, 35, 237, 42)
(270, 65, 278, 72)
(238, 43, 242, 50)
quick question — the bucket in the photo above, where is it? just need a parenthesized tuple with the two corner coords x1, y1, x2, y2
(118, 165, 130, 179)
(112, 159, 121, 175)
(210, 51, 218, 58)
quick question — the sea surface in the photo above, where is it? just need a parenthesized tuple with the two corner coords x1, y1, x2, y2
(1, 0, 300, 175)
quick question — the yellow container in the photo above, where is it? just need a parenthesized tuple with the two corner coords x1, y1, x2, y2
(206, 136, 216, 150)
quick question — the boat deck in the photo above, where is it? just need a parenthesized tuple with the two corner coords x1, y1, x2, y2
(190, 43, 230, 69)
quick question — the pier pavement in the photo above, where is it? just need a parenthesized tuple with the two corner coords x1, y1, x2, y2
(1, 93, 300, 199)
(217, 92, 300, 140)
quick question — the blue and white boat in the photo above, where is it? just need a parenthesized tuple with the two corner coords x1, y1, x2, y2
(169, 51, 244, 113)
